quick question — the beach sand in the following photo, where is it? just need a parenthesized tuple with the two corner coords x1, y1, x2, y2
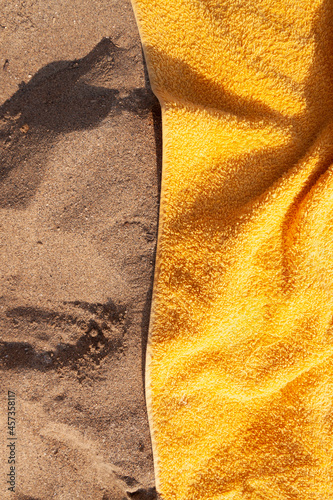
(0, 1, 161, 498)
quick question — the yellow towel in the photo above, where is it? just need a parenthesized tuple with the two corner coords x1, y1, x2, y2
(130, 1, 333, 498)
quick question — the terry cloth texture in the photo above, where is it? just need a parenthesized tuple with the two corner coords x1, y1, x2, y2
(131, 0, 333, 498)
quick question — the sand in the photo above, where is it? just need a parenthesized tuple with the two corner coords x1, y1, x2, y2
(0, 1, 161, 499)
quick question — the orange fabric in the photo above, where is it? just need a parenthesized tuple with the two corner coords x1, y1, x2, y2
(131, 1, 333, 498)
